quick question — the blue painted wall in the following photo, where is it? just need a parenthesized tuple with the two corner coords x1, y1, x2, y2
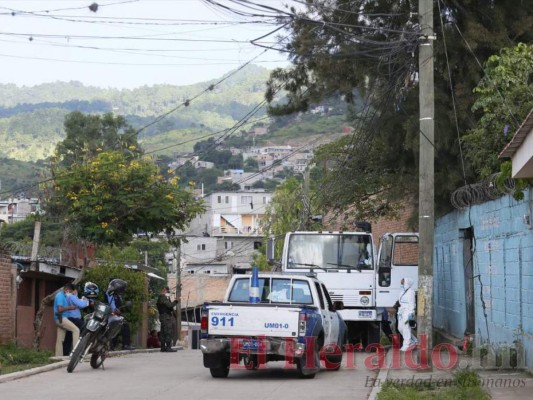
(434, 189, 533, 369)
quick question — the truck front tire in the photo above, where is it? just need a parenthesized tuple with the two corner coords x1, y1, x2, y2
(210, 366, 230, 378)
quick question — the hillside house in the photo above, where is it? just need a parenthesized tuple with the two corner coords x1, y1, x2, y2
(177, 190, 272, 275)
(0, 198, 40, 224)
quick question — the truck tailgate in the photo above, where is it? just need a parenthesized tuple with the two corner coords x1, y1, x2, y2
(208, 305, 300, 337)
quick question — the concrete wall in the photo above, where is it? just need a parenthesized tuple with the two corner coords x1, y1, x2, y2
(434, 188, 533, 369)
(0, 247, 16, 344)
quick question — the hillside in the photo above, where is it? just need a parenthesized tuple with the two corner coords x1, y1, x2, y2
(0, 64, 271, 161)
(0, 158, 46, 199)
(0, 65, 357, 197)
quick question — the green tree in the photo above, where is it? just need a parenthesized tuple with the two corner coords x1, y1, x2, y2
(55, 111, 142, 166)
(215, 181, 241, 191)
(81, 263, 147, 334)
(227, 154, 243, 170)
(256, 177, 321, 268)
(196, 168, 223, 189)
(46, 150, 205, 246)
(263, 0, 532, 219)
(96, 239, 170, 299)
(0, 215, 62, 248)
(462, 43, 533, 178)
(244, 157, 259, 172)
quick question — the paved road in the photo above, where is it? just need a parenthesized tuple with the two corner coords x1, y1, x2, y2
(0, 350, 377, 400)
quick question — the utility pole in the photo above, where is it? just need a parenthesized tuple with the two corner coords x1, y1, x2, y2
(173, 242, 182, 342)
(30, 220, 41, 271)
(418, 0, 435, 359)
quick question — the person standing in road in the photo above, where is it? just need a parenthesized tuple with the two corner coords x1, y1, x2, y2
(53, 282, 80, 357)
(397, 277, 418, 352)
(157, 286, 178, 352)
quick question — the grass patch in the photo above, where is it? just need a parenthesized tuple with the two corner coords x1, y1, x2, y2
(377, 370, 490, 400)
(0, 343, 55, 375)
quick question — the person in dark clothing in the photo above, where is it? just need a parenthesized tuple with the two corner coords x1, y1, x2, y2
(381, 308, 394, 340)
(105, 278, 135, 351)
(157, 286, 178, 352)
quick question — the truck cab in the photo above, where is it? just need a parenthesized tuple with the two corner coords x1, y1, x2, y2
(271, 230, 419, 349)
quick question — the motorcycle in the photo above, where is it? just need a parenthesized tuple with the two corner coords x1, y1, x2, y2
(66, 301, 128, 373)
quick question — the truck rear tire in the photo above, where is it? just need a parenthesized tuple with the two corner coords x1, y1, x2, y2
(296, 359, 316, 379)
(210, 366, 230, 378)
(296, 338, 320, 379)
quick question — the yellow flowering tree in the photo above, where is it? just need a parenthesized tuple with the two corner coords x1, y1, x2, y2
(47, 150, 204, 245)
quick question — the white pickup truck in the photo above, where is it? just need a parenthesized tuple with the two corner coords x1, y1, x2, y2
(200, 273, 347, 379)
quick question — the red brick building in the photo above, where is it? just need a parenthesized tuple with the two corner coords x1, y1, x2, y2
(0, 246, 16, 344)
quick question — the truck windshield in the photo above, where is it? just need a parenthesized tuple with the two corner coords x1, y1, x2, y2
(287, 233, 373, 270)
(228, 277, 313, 305)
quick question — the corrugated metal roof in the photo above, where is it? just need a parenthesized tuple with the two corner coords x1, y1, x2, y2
(499, 108, 533, 158)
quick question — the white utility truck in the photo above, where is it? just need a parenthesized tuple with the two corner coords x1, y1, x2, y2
(269, 231, 419, 348)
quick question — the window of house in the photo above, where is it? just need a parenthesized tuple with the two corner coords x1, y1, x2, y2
(241, 195, 252, 205)
(254, 241, 262, 250)
(225, 196, 229, 203)
(217, 196, 222, 204)
(197, 244, 206, 251)
(225, 241, 233, 249)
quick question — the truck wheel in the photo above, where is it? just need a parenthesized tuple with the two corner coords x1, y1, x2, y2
(325, 352, 343, 371)
(210, 366, 230, 378)
(363, 323, 381, 352)
(321, 343, 343, 371)
(296, 359, 316, 379)
(296, 338, 319, 379)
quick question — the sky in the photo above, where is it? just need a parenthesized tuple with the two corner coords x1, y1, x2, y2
(0, 0, 294, 88)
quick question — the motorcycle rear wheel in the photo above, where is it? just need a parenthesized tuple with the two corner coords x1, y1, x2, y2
(67, 334, 91, 373)
(90, 352, 106, 369)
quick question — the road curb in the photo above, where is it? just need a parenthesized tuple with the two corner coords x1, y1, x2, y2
(0, 360, 69, 384)
(367, 362, 389, 400)
(0, 346, 184, 384)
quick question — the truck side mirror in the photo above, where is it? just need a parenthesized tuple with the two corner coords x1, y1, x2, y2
(334, 301, 344, 311)
(266, 237, 276, 265)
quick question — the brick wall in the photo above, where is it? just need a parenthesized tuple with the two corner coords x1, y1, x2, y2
(370, 202, 417, 243)
(324, 201, 417, 247)
(0, 246, 15, 344)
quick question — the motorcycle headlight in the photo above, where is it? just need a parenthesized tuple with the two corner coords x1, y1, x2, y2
(94, 303, 110, 320)
(360, 296, 369, 306)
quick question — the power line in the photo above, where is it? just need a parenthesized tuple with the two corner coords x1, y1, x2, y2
(0, 47, 276, 198)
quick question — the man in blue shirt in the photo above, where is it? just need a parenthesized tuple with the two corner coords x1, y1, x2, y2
(65, 287, 89, 328)
(53, 283, 80, 357)
(62, 287, 90, 354)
